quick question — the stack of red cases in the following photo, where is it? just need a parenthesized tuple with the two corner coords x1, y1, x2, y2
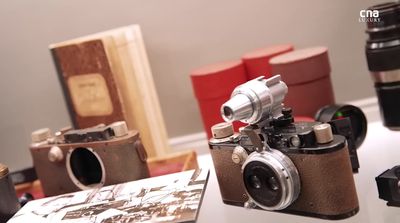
(190, 60, 247, 138)
(242, 44, 294, 80)
(269, 47, 335, 117)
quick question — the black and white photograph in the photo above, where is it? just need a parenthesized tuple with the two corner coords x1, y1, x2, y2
(8, 169, 209, 223)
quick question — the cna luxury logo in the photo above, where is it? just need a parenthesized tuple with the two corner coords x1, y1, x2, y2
(359, 9, 380, 22)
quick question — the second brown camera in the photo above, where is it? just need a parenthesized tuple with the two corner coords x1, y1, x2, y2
(30, 121, 149, 197)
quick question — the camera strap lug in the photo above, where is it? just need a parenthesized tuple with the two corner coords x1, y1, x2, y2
(134, 140, 148, 163)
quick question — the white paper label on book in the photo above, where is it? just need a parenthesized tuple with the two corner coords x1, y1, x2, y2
(67, 73, 113, 117)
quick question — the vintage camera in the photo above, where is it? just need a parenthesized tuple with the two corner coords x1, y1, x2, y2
(376, 166, 400, 207)
(30, 121, 150, 197)
(209, 75, 359, 220)
(364, 2, 400, 130)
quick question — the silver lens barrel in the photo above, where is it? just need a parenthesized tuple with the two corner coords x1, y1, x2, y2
(371, 69, 400, 83)
(242, 149, 300, 210)
(221, 75, 288, 124)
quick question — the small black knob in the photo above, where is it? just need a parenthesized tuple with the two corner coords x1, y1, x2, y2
(282, 107, 292, 117)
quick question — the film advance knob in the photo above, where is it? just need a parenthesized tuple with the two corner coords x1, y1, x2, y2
(31, 128, 52, 143)
(313, 123, 334, 144)
(232, 146, 248, 164)
(48, 146, 64, 162)
(211, 122, 234, 139)
(109, 121, 129, 137)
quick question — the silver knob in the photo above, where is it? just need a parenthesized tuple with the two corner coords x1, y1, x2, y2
(109, 121, 129, 137)
(48, 146, 64, 162)
(31, 128, 52, 143)
(289, 135, 301, 147)
(232, 146, 248, 164)
(313, 123, 333, 144)
(211, 123, 234, 139)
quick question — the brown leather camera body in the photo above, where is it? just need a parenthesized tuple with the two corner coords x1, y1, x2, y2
(30, 130, 149, 197)
(209, 135, 359, 220)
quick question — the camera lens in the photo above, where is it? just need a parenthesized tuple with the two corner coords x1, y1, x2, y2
(244, 161, 283, 207)
(249, 175, 280, 191)
(249, 175, 261, 189)
(242, 149, 300, 210)
(365, 2, 400, 130)
(67, 147, 105, 190)
(366, 2, 400, 44)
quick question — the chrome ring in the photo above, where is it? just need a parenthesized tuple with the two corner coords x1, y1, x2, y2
(371, 69, 400, 83)
(367, 39, 400, 49)
(66, 147, 106, 190)
(242, 149, 300, 210)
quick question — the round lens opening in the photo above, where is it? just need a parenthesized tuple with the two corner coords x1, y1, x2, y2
(69, 147, 103, 187)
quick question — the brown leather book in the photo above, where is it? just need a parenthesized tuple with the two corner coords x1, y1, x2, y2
(50, 25, 170, 157)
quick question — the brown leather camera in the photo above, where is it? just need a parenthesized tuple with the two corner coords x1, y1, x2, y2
(208, 75, 359, 220)
(30, 121, 149, 197)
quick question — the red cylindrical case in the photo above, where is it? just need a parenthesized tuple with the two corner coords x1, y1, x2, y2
(242, 44, 294, 80)
(190, 60, 247, 138)
(270, 47, 335, 118)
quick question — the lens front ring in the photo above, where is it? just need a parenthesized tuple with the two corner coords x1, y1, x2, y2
(66, 147, 106, 190)
(242, 149, 300, 210)
(371, 69, 400, 83)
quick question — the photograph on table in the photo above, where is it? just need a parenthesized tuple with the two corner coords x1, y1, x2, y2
(8, 169, 209, 223)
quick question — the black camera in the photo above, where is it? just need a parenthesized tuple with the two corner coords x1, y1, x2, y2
(376, 166, 400, 206)
(209, 75, 359, 219)
(30, 121, 149, 196)
(364, 2, 400, 130)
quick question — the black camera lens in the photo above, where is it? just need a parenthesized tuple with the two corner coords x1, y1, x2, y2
(366, 2, 400, 43)
(243, 161, 283, 207)
(365, 2, 400, 130)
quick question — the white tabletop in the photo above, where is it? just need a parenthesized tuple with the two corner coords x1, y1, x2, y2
(196, 121, 400, 223)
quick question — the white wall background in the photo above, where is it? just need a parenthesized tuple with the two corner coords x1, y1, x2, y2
(0, 0, 382, 170)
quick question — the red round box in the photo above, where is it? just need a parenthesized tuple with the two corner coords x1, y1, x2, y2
(270, 47, 335, 118)
(190, 60, 247, 138)
(242, 44, 294, 80)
